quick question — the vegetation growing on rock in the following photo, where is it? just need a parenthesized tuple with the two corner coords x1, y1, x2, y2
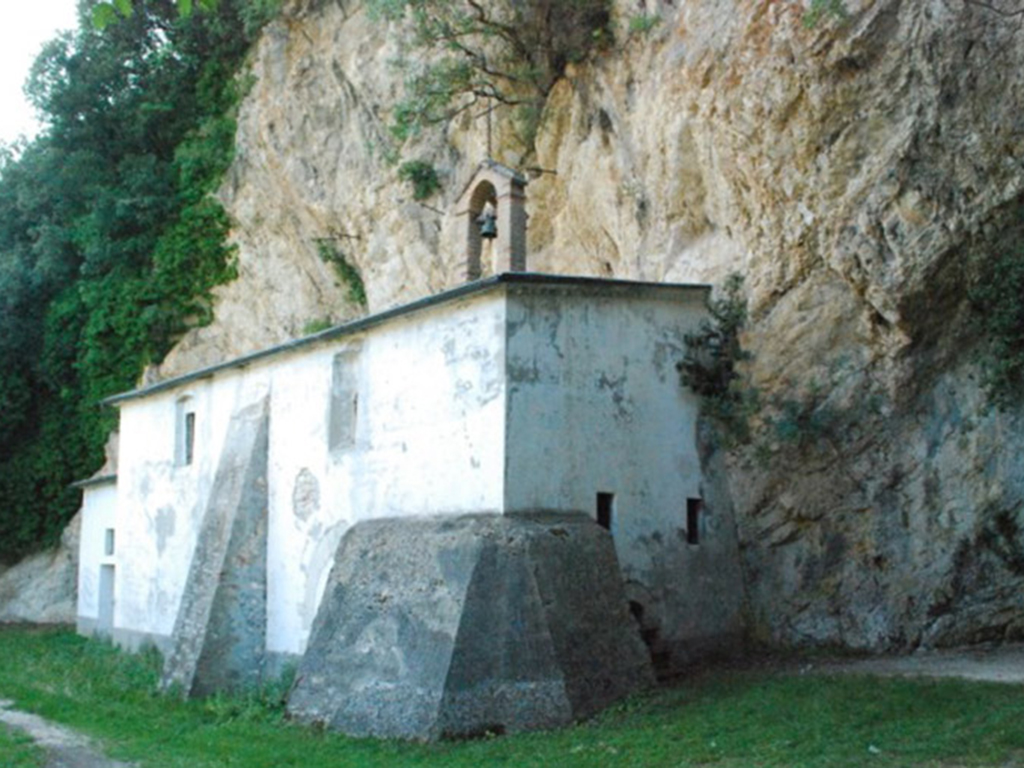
(0, 0, 278, 561)
(397, 160, 441, 201)
(315, 239, 367, 309)
(969, 222, 1024, 410)
(678, 274, 757, 446)
(367, 0, 612, 151)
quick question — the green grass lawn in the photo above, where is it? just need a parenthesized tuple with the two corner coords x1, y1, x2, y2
(0, 725, 43, 768)
(0, 626, 1020, 767)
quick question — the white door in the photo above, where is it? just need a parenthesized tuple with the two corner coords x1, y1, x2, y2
(98, 565, 115, 636)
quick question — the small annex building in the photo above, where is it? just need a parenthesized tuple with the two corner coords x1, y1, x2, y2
(75, 164, 746, 739)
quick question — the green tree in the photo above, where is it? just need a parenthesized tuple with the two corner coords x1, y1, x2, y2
(678, 274, 758, 445)
(91, 0, 218, 28)
(368, 0, 612, 147)
(0, 0, 277, 561)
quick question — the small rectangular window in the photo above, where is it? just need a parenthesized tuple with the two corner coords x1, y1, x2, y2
(104, 528, 115, 557)
(596, 492, 614, 531)
(184, 411, 196, 465)
(686, 498, 703, 545)
(175, 396, 196, 467)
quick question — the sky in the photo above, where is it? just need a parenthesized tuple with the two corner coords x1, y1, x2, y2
(0, 0, 81, 146)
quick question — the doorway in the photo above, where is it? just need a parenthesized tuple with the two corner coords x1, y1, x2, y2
(98, 564, 115, 637)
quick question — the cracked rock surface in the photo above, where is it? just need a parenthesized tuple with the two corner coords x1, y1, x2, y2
(145, 0, 1024, 653)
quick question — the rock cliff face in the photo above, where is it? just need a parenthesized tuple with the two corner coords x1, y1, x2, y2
(156, 0, 1024, 652)
(0, 514, 79, 624)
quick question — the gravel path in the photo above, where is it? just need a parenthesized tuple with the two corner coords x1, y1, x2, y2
(813, 643, 1024, 683)
(0, 700, 135, 768)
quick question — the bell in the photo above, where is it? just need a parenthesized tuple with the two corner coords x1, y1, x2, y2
(478, 209, 498, 239)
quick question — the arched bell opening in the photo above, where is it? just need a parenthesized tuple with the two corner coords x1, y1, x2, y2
(466, 180, 498, 281)
(455, 161, 528, 284)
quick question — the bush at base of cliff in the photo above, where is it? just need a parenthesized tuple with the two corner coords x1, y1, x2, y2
(970, 241, 1024, 410)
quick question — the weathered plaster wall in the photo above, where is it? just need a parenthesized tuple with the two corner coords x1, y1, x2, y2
(112, 290, 508, 655)
(265, 291, 508, 655)
(76, 482, 116, 634)
(115, 380, 233, 650)
(107, 279, 716, 664)
(504, 283, 744, 659)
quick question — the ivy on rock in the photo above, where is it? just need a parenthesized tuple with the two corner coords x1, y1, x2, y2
(0, 0, 278, 561)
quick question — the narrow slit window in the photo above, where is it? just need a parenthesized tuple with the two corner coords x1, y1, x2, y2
(104, 528, 115, 557)
(175, 396, 196, 467)
(596, 492, 614, 531)
(184, 411, 196, 465)
(686, 498, 703, 545)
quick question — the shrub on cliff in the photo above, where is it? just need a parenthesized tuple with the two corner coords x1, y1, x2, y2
(367, 0, 612, 150)
(970, 240, 1024, 410)
(678, 274, 758, 445)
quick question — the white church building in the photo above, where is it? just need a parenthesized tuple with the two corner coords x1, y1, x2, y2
(74, 164, 746, 736)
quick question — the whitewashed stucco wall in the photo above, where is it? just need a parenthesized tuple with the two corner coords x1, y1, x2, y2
(96, 277, 739, 664)
(76, 480, 117, 633)
(110, 290, 507, 655)
(503, 283, 743, 653)
(265, 291, 507, 655)
(114, 371, 267, 649)
(504, 284, 704, 516)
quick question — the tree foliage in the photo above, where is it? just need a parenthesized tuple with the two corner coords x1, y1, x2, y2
(970, 237, 1024, 409)
(91, 0, 218, 29)
(367, 0, 612, 147)
(397, 159, 440, 200)
(678, 274, 758, 445)
(0, 0, 277, 561)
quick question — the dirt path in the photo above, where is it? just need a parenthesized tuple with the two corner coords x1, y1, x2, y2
(813, 642, 1024, 683)
(0, 700, 135, 768)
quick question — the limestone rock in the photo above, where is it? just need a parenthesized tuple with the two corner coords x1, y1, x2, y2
(0, 513, 80, 625)
(145, 0, 1024, 654)
(288, 513, 654, 739)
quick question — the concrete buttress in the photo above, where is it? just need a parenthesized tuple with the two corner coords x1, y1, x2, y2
(287, 513, 655, 740)
(160, 398, 269, 697)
